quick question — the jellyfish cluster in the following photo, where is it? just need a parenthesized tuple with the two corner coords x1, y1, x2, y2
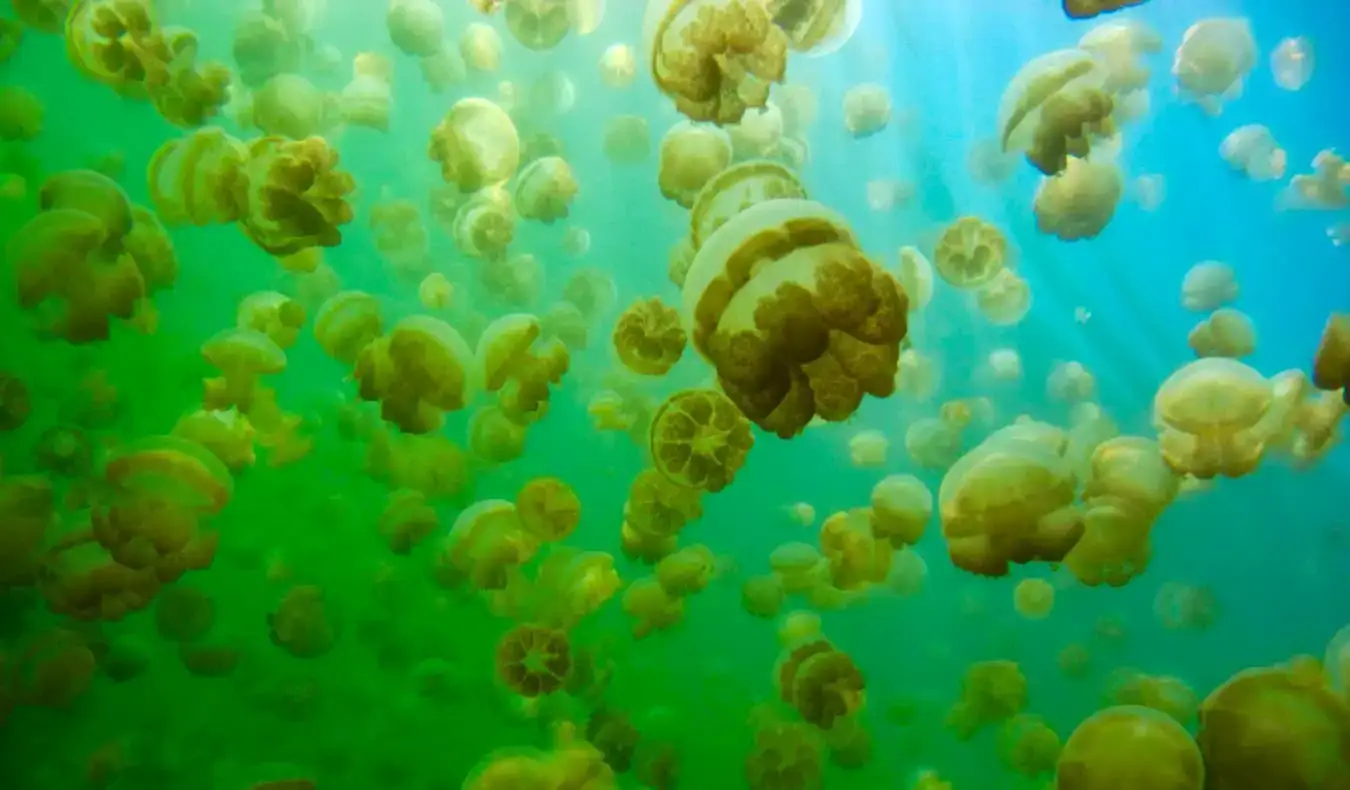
(1, 1, 1348, 789)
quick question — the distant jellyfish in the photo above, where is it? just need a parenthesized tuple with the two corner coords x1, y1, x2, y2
(1271, 37, 1315, 91)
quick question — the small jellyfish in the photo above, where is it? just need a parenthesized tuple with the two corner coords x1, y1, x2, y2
(495, 624, 571, 697)
(848, 430, 889, 468)
(1013, 578, 1055, 620)
(1271, 37, 1314, 92)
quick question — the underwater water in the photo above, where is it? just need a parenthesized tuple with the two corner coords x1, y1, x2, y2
(1, 0, 1349, 788)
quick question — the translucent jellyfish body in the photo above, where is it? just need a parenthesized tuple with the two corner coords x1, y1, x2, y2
(236, 136, 357, 256)
(848, 430, 888, 468)
(1271, 36, 1315, 92)
(644, 0, 789, 125)
(516, 477, 581, 543)
(842, 83, 891, 138)
(341, 53, 394, 132)
(200, 328, 286, 411)
(655, 544, 718, 597)
(623, 576, 684, 638)
(428, 98, 520, 192)
(599, 43, 636, 88)
(147, 127, 249, 226)
(1153, 358, 1289, 479)
(689, 160, 806, 249)
(1220, 125, 1287, 182)
(819, 509, 891, 591)
(1198, 661, 1350, 789)
(977, 269, 1033, 325)
(314, 291, 382, 365)
(1056, 705, 1204, 790)
(870, 474, 931, 547)
(172, 409, 256, 471)
(947, 660, 1028, 739)
(613, 298, 687, 376)
(237, 291, 306, 349)
(504, 0, 571, 51)
(251, 74, 328, 139)
(451, 187, 516, 260)
(776, 639, 866, 729)
(460, 22, 502, 73)
(1181, 261, 1238, 311)
(1034, 156, 1123, 241)
(896, 246, 935, 311)
(1314, 314, 1350, 399)
(603, 115, 652, 164)
(745, 717, 824, 790)
(0, 86, 43, 141)
(658, 122, 733, 208)
(682, 198, 909, 438)
(1189, 308, 1256, 359)
(496, 624, 571, 696)
(438, 499, 535, 590)
(387, 0, 444, 57)
(933, 216, 1008, 288)
(1283, 149, 1350, 211)
(998, 49, 1116, 175)
(938, 421, 1083, 577)
(1173, 18, 1257, 115)
(649, 388, 754, 492)
(768, 0, 861, 56)
(513, 156, 578, 223)
(354, 316, 476, 434)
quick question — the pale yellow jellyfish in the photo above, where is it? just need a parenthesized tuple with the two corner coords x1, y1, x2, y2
(1188, 308, 1257, 359)
(986, 348, 1023, 382)
(599, 43, 637, 88)
(1181, 261, 1238, 311)
(1013, 578, 1055, 620)
(848, 430, 889, 468)
(1219, 125, 1287, 181)
(1034, 156, 1124, 241)
(870, 474, 931, 548)
(933, 216, 1008, 288)
(342, 53, 394, 132)
(513, 156, 578, 223)
(1173, 18, 1257, 115)
(1271, 36, 1315, 92)
(237, 291, 306, 349)
(602, 115, 652, 164)
(896, 246, 934, 312)
(842, 83, 891, 138)
(1057, 706, 1203, 789)
(419, 272, 454, 310)
(658, 122, 732, 208)
(976, 269, 1033, 325)
(461, 22, 503, 73)
(1048, 361, 1097, 402)
(429, 98, 520, 191)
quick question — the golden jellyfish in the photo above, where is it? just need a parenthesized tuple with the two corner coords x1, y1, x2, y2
(562, 266, 617, 321)
(1219, 124, 1287, 182)
(314, 291, 382, 366)
(938, 421, 1083, 578)
(1057, 705, 1204, 790)
(667, 236, 696, 289)
(236, 136, 357, 256)
(514, 156, 578, 223)
(1313, 313, 1350, 399)
(683, 198, 908, 437)
(644, 0, 788, 125)
(468, 405, 528, 464)
(655, 544, 718, 597)
(516, 477, 581, 543)
(599, 43, 637, 88)
(503, 0, 571, 51)
(1063, 0, 1148, 19)
(896, 348, 939, 402)
(237, 291, 306, 349)
(997, 49, 1117, 175)
(342, 53, 394, 132)
(1198, 659, 1350, 789)
(1034, 156, 1124, 242)
(1173, 18, 1257, 115)
(460, 22, 502, 73)
(418, 272, 454, 310)
(744, 716, 824, 790)
(479, 253, 544, 308)
(268, 585, 336, 658)
(819, 508, 891, 591)
(496, 624, 571, 697)
(438, 499, 535, 590)
(0, 372, 31, 432)
(947, 660, 1029, 740)
(933, 216, 1008, 289)
(1013, 578, 1055, 620)
(625, 467, 704, 540)
(387, 0, 445, 57)
(0, 476, 54, 589)
(171, 409, 256, 471)
(976, 268, 1033, 325)
(561, 225, 590, 257)
(1271, 36, 1315, 92)
(603, 115, 652, 164)
(613, 297, 687, 376)
(770, 542, 826, 594)
(366, 431, 470, 501)
(0, 86, 43, 141)
(378, 489, 439, 554)
(688, 160, 805, 249)
(865, 179, 914, 213)
(987, 348, 1024, 382)
(777, 610, 821, 648)
(658, 122, 733, 208)
(8, 169, 147, 342)
(1152, 358, 1294, 479)
(742, 574, 785, 618)
(999, 714, 1061, 778)
(904, 417, 962, 470)
(251, 74, 328, 140)
(354, 316, 476, 434)
(1048, 361, 1096, 402)
(477, 313, 541, 391)
(1182, 261, 1238, 311)
(201, 328, 286, 412)
(728, 103, 783, 161)
(649, 388, 755, 493)
(1188, 308, 1257, 359)
(885, 546, 927, 597)
(623, 576, 684, 638)
(1282, 149, 1350, 211)
(768, 0, 862, 56)
(777, 639, 866, 729)
(785, 501, 817, 527)
(848, 430, 888, 468)
(1105, 670, 1199, 726)
(429, 98, 520, 192)
(842, 83, 891, 138)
